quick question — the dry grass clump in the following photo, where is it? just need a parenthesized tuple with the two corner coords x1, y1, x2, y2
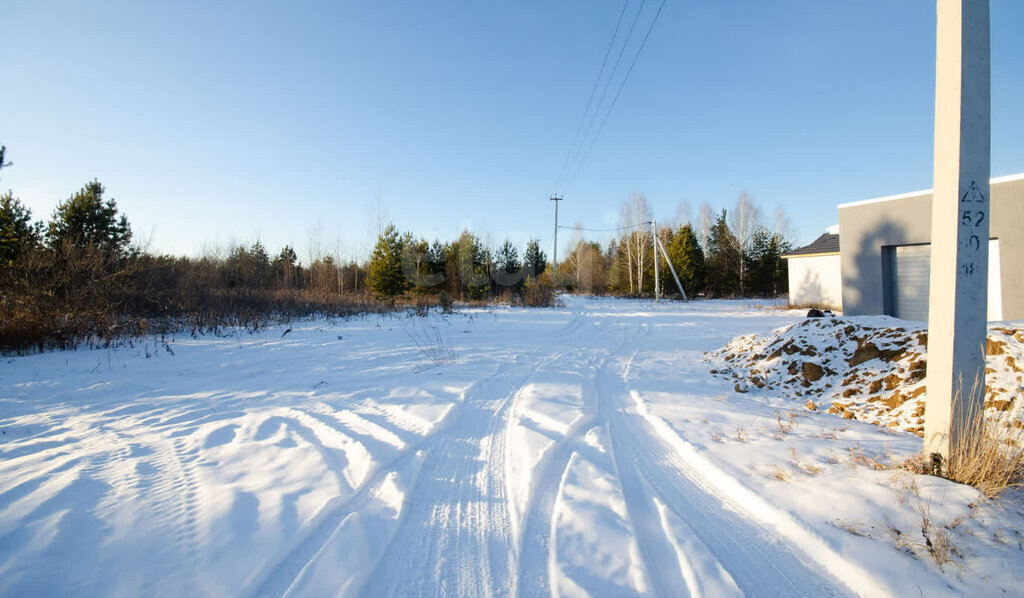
(883, 476, 964, 571)
(789, 447, 822, 475)
(829, 518, 870, 537)
(932, 382, 1024, 499)
(400, 322, 456, 372)
(774, 410, 797, 439)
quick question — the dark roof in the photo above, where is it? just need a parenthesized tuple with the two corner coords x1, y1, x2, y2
(782, 232, 840, 258)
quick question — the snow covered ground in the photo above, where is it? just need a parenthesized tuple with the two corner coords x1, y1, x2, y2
(2, 296, 1022, 597)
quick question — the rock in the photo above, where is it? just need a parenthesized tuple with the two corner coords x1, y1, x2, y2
(805, 400, 817, 411)
(802, 362, 825, 382)
(883, 374, 902, 391)
(734, 383, 747, 393)
(884, 391, 907, 410)
(868, 379, 883, 394)
(842, 409, 856, 420)
(907, 359, 927, 382)
(807, 308, 825, 318)
(986, 400, 1013, 412)
(848, 339, 904, 366)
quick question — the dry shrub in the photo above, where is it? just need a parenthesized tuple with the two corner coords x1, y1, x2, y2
(886, 476, 963, 571)
(522, 276, 555, 308)
(790, 447, 822, 475)
(775, 411, 797, 438)
(0, 245, 389, 355)
(846, 444, 890, 471)
(400, 322, 455, 372)
(770, 466, 791, 482)
(830, 518, 870, 537)
(931, 380, 1024, 499)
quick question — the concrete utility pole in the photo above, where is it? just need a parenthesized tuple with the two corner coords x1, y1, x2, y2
(551, 195, 563, 285)
(652, 219, 660, 302)
(925, 0, 991, 471)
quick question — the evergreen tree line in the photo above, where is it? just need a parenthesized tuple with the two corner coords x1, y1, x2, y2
(1, 176, 554, 353)
(1, 180, 393, 353)
(367, 223, 552, 305)
(557, 193, 792, 298)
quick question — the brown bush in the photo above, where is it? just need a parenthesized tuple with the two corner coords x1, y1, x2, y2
(522, 275, 555, 308)
(0, 243, 386, 355)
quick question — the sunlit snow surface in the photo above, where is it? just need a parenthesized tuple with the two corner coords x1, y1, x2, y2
(2, 297, 1022, 597)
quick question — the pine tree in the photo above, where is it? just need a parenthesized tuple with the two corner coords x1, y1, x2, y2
(494, 240, 521, 289)
(522, 238, 547, 279)
(276, 245, 297, 265)
(706, 209, 740, 297)
(664, 224, 705, 297)
(0, 146, 12, 179)
(748, 227, 790, 297)
(0, 192, 41, 266)
(46, 180, 131, 256)
(369, 224, 408, 300)
(402, 237, 442, 292)
(452, 230, 489, 300)
(274, 245, 299, 289)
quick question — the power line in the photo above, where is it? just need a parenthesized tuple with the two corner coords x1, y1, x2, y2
(557, 221, 652, 233)
(555, 0, 631, 188)
(562, 0, 649, 186)
(567, 0, 669, 184)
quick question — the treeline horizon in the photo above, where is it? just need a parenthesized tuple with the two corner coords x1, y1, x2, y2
(366, 191, 793, 302)
(2, 165, 793, 353)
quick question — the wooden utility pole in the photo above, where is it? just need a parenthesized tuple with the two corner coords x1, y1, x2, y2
(551, 195, 563, 285)
(925, 0, 991, 471)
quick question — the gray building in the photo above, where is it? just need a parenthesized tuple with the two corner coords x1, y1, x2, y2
(837, 173, 1024, 321)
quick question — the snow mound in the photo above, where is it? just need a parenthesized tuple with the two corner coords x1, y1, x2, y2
(705, 316, 1024, 436)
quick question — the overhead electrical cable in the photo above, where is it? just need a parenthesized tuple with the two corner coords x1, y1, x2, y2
(557, 221, 652, 233)
(555, 0, 631, 188)
(562, 0, 649, 185)
(567, 0, 669, 184)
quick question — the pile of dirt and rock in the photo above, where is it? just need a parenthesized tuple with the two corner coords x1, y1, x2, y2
(706, 316, 1024, 437)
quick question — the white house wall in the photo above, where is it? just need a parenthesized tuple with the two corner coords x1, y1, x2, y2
(787, 254, 842, 310)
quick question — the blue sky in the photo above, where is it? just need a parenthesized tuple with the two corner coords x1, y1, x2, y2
(2, 1, 1022, 262)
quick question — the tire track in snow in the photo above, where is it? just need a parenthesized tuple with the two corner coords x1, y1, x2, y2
(513, 315, 648, 597)
(512, 356, 599, 598)
(243, 399, 464, 598)
(247, 359, 521, 598)
(601, 352, 851, 597)
(598, 354, 721, 598)
(357, 352, 567, 598)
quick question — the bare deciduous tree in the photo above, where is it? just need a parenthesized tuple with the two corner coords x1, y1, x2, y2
(618, 193, 651, 295)
(774, 205, 794, 244)
(697, 202, 715, 253)
(676, 200, 692, 228)
(730, 191, 762, 295)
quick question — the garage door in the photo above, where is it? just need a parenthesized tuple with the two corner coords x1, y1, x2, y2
(891, 245, 930, 321)
(888, 240, 1002, 322)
